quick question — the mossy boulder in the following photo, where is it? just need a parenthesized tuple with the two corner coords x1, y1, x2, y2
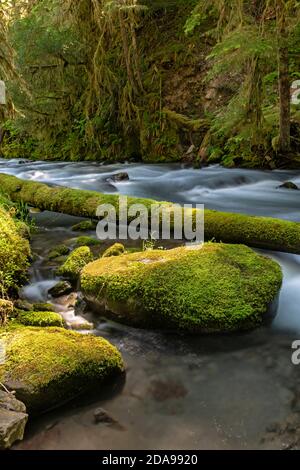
(102, 243, 125, 258)
(48, 244, 70, 260)
(81, 244, 282, 333)
(57, 247, 94, 281)
(71, 220, 97, 232)
(0, 327, 124, 413)
(17, 310, 64, 328)
(0, 205, 30, 296)
(75, 236, 101, 247)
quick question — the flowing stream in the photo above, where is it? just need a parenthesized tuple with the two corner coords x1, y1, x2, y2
(1, 158, 300, 450)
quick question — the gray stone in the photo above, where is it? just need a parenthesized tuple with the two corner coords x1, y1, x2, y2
(0, 391, 28, 449)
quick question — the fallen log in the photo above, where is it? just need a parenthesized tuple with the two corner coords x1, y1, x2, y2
(0, 173, 300, 254)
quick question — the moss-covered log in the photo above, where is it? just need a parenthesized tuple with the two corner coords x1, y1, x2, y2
(1, 173, 300, 253)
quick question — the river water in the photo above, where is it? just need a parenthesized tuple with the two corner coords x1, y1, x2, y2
(1, 159, 300, 450)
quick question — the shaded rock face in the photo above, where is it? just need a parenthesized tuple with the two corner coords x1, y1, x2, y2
(0, 391, 28, 449)
(81, 244, 283, 334)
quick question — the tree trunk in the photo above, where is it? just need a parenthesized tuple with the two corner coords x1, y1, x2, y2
(277, 0, 291, 153)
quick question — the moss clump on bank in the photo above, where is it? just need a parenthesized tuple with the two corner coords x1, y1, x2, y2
(0, 326, 124, 412)
(48, 244, 70, 260)
(102, 243, 125, 258)
(81, 244, 282, 333)
(72, 220, 97, 232)
(75, 236, 101, 247)
(57, 246, 94, 281)
(16, 310, 64, 327)
(0, 202, 30, 296)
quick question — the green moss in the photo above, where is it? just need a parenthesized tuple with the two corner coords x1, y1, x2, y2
(32, 303, 55, 312)
(0, 203, 31, 296)
(48, 244, 70, 260)
(75, 236, 101, 247)
(0, 327, 124, 412)
(57, 246, 94, 281)
(81, 244, 282, 333)
(71, 220, 97, 232)
(17, 310, 64, 327)
(102, 243, 125, 258)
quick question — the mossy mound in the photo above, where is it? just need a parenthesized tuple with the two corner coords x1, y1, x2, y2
(0, 327, 124, 412)
(32, 303, 55, 312)
(81, 243, 282, 333)
(102, 243, 125, 258)
(48, 244, 70, 260)
(71, 220, 97, 232)
(57, 246, 94, 281)
(0, 205, 30, 296)
(75, 236, 101, 247)
(17, 310, 64, 327)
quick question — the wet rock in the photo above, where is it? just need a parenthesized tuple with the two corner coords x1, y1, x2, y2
(14, 299, 33, 312)
(0, 391, 28, 449)
(48, 281, 73, 298)
(278, 181, 299, 190)
(94, 407, 119, 425)
(108, 172, 129, 183)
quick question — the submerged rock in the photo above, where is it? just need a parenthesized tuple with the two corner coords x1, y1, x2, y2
(108, 172, 129, 182)
(278, 181, 299, 190)
(48, 281, 73, 298)
(57, 246, 94, 281)
(81, 244, 282, 333)
(102, 243, 125, 258)
(0, 327, 124, 413)
(94, 407, 118, 425)
(14, 299, 33, 312)
(0, 391, 28, 449)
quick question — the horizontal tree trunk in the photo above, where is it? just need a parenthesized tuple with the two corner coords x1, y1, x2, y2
(0, 173, 300, 254)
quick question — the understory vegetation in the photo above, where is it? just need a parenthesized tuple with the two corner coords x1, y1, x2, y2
(0, 0, 300, 168)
